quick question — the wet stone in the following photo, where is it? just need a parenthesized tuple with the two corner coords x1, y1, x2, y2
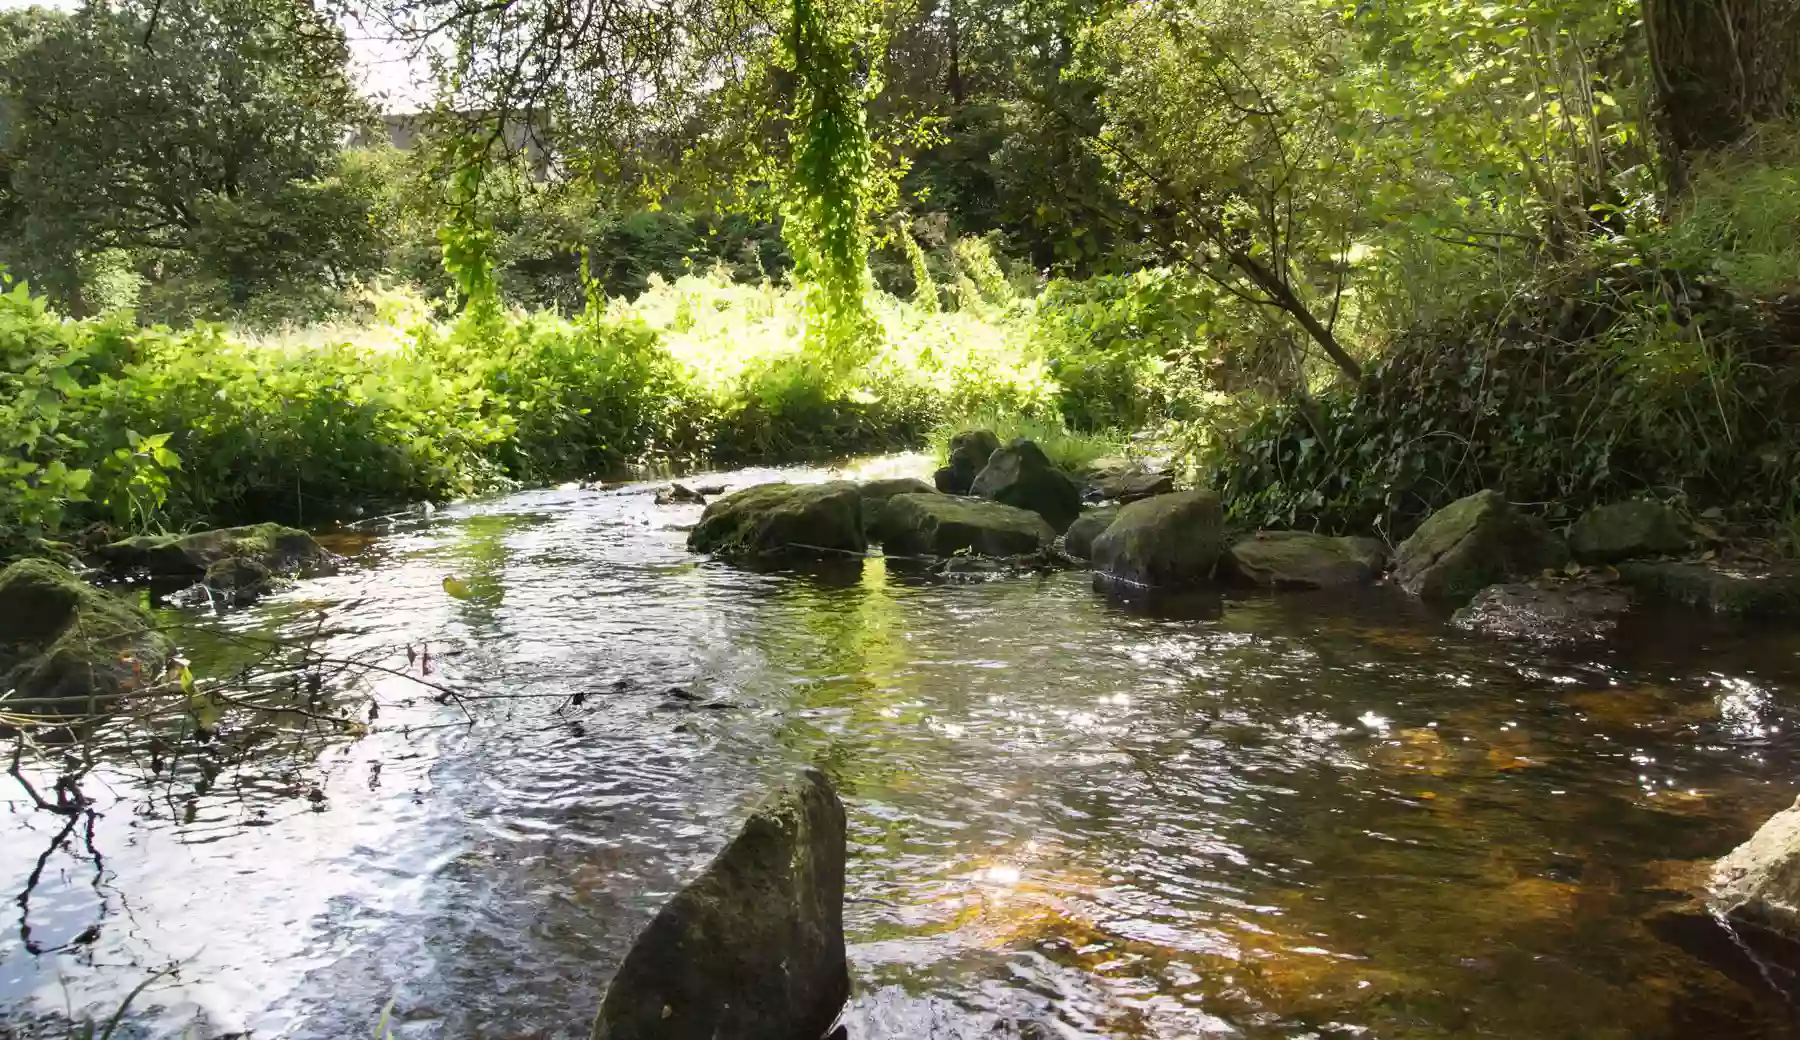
(1452, 580, 1631, 644)
(1617, 560, 1800, 617)
(592, 767, 849, 1040)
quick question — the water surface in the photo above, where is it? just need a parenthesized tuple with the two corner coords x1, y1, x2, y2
(5, 457, 1800, 1038)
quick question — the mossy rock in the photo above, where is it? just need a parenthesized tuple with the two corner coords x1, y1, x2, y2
(1223, 531, 1388, 588)
(933, 429, 1002, 495)
(872, 493, 1054, 558)
(855, 477, 938, 531)
(1616, 560, 1800, 617)
(687, 482, 867, 558)
(1063, 507, 1121, 561)
(1393, 490, 1568, 604)
(1091, 491, 1225, 588)
(97, 522, 328, 578)
(970, 438, 1082, 533)
(1568, 500, 1690, 563)
(592, 768, 848, 1040)
(0, 559, 169, 714)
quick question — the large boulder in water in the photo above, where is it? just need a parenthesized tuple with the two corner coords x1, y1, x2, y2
(0, 559, 169, 713)
(1062, 507, 1120, 560)
(855, 477, 938, 530)
(872, 493, 1053, 558)
(688, 482, 867, 558)
(97, 522, 331, 579)
(592, 767, 849, 1040)
(1222, 531, 1387, 588)
(1567, 500, 1689, 563)
(933, 429, 1001, 495)
(1392, 490, 1568, 603)
(970, 438, 1082, 533)
(1091, 491, 1225, 588)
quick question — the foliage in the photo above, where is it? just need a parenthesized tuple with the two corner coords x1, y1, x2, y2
(780, 0, 885, 369)
(0, 0, 375, 316)
(1213, 256, 1800, 537)
(0, 268, 1072, 550)
(1033, 269, 1217, 431)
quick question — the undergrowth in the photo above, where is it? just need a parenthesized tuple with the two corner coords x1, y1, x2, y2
(0, 268, 1066, 553)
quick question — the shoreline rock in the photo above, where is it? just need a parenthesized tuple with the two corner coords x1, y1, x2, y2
(1451, 579, 1631, 643)
(1393, 490, 1568, 603)
(1062, 507, 1120, 561)
(0, 559, 170, 714)
(592, 768, 849, 1040)
(1568, 500, 1689, 563)
(933, 430, 1001, 495)
(1617, 560, 1800, 617)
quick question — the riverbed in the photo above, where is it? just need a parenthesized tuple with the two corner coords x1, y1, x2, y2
(5, 456, 1800, 1038)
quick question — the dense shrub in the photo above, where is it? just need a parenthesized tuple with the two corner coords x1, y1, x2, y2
(0, 268, 1063, 551)
(1213, 260, 1800, 538)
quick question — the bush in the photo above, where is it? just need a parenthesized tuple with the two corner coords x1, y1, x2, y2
(1032, 269, 1214, 431)
(0, 269, 1062, 551)
(1213, 259, 1800, 537)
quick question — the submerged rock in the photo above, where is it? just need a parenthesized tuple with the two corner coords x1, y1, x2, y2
(933, 429, 1001, 495)
(1223, 531, 1387, 589)
(1392, 490, 1568, 603)
(1568, 500, 1689, 563)
(1451, 580, 1631, 643)
(0, 559, 169, 713)
(970, 439, 1082, 533)
(1062, 507, 1120, 560)
(97, 522, 331, 580)
(1091, 491, 1225, 588)
(872, 493, 1053, 558)
(688, 482, 867, 559)
(1616, 560, 1800, 617)
(855, 477, 938, 530)
(592, 767, 849, 1040)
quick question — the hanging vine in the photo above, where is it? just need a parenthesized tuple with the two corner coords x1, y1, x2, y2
(780, 0, 883, 370)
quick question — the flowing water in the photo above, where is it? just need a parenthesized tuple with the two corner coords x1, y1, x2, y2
(5, 456, 1800, 1038)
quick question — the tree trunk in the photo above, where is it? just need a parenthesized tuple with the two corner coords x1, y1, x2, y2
(1645, 0, 1800, 162)
(946, 0, 963, 104)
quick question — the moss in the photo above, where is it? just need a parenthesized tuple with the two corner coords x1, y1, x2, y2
(1567, 500, 1690, 562)
(687, 482, 867, 558)
(97, 523, 322, 577)
(0, 559, 168, 713)
(1091, 491, 1225, 587)
(1394, 490, 1568, 603)
(872, 493, 1054, 557)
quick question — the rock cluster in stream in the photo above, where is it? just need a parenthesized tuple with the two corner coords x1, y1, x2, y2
(684, 433, 1800, 636)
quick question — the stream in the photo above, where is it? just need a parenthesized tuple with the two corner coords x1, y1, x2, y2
(4, 455, 1800, 1038)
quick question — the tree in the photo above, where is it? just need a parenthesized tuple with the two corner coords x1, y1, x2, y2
(1646, 0, 1800, 188)
(1081, 0, 1370, 381)
(0, 0, 376, 312)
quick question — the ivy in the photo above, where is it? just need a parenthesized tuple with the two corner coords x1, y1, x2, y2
(779, 0, 883, 372)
